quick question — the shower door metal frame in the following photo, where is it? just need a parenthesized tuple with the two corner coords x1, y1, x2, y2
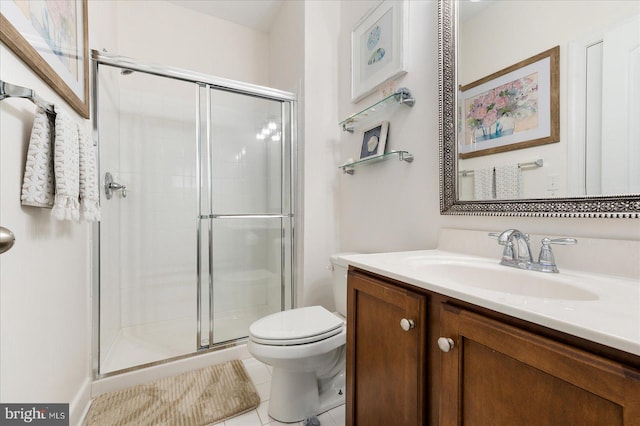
(91, 50, 297, 378)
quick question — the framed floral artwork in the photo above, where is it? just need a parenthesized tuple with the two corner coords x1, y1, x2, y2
(458, 46, 559, 159)
(360, 121, 389, 159)
(0, 0, 89, 118)
(351, 0, 408, 103)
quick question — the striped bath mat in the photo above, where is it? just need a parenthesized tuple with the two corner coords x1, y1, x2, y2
(85, 360, 260, 425)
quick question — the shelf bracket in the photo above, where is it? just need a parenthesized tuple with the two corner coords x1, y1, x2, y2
(399, 151, 414, 162)
(395, 87, 415, 107)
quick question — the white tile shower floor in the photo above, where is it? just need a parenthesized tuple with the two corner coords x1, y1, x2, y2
(100, 306, 274, 374)
(221, 357, 346, 426)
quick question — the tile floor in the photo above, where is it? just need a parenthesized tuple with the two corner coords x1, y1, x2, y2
(213, 358, 346, 426)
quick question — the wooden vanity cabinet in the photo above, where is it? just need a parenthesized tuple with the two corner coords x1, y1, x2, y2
(440, 303, 640, 425)
(347, 267, 640, 426)
(346, 267, 427, 426)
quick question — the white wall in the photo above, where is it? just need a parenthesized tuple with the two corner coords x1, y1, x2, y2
(269, 0, 304, 94)
(0, 1, 118, 423)
(0, 54, 91, 413)
(113, 1, 270, 86)
(339, 0, 439, 252)
(268, 0, 344, 309)
(338, 1, 640, 256)
(300, 1, 342, 308)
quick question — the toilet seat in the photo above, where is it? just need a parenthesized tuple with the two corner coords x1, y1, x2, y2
(249, 305, 345, 346)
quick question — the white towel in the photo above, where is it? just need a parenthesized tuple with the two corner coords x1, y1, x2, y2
(473, 167, 495, 200)
(495, 164, 522, 199)
(51, 108, 81, 221)
(21, 107, 55, 208)
(21, 106, 101, 222)
(78, 124, 100, 222)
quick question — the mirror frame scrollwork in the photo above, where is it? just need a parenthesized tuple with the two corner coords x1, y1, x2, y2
(438, 0, 640, 218)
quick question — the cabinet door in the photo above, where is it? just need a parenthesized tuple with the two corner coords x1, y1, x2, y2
(346, 270, 427, 426)
(439, 304, 640, 425)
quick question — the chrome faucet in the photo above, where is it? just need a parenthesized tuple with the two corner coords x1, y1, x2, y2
(489, 229, 577, 273)
(497, 229, 533, 265)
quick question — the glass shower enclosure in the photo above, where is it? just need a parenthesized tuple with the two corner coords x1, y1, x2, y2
(91, 51, 296, 376)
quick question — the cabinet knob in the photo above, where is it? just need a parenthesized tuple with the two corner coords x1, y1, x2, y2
(400, 318, 415, 331)
(438, 337, 455, 352)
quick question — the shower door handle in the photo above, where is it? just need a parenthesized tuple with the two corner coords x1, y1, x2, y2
(105, 172, 127, 199)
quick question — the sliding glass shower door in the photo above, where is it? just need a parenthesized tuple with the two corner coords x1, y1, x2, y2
(197, 87, 294, 348)
(94, 51, 295, 376)
(96, 64, 200, 374)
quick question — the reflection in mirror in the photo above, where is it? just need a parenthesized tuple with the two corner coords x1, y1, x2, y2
(438, 0, 640, 217)
(458, 0, 639, 201)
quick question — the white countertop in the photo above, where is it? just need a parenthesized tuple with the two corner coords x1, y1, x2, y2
(341, 249, 640, 356)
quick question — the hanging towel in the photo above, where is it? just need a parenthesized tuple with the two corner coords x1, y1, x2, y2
(21, 106, 55, 208)
(495, 164, 522, 199)
(51, 108, 81, 221)
(78, 124, 100, 222)
(473, 167, 495, 200)
(21, 105, 101, 222)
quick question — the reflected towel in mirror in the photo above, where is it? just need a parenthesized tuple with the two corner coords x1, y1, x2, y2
(473, 167, 494, 199)
(495, 164, 522, 199)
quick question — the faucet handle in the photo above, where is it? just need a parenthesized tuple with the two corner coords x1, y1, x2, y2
(489, 230, 516, 261)
(538, 237, 577, 273)
(544, 237, 578, 246)
(495, 229, 517, 245)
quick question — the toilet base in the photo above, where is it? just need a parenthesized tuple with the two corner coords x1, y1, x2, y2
(268, 368, 345, 423)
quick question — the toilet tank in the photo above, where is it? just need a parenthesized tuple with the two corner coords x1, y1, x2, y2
(330, 253, 359, 318)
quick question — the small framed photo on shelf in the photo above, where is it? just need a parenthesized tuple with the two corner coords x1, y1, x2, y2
(360, 121, 389, 159)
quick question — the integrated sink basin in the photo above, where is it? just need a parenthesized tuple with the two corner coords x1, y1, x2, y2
(402, 256, 599, 301)
(339, 233, 640, 356)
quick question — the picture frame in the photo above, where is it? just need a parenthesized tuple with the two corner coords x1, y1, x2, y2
(360, 121, 389, 159)
(351, 0, 408, 103)
(457, 46, 559, 159)
(0, 0, 89, 118)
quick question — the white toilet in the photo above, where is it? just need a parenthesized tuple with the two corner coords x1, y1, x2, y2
(247, 254, 352, 423)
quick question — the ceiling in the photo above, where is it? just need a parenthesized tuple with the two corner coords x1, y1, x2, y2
(166, 0, 285, 32)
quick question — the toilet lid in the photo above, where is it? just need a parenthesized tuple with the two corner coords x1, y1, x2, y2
(249, 305, 344, 345)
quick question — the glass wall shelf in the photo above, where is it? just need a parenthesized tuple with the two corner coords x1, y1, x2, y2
(339, 88, 415, 133)
(339, 150, 414, 175)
